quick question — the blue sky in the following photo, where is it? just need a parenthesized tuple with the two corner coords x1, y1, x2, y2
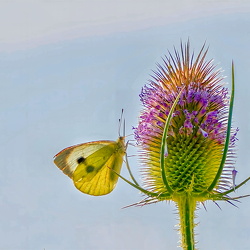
(0, 1, 250, 250)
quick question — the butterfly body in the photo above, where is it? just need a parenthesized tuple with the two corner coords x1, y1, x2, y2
(54, 136, 126, 196)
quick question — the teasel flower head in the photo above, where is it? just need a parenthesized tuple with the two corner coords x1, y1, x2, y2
(132, 42, 250, 205)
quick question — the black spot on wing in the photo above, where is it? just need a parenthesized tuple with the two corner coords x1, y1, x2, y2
(86, 165, 95, 173)
(77, 157, 85, 164)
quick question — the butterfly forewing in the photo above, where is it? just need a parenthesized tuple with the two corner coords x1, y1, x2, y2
(72, 143, 117, 182)
(54, 137, 126, 196)
(74, 150, 124, 195)
(54, 141, 112, 177)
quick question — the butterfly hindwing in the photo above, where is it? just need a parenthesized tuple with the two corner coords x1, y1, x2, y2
(54, 137, 125, 196)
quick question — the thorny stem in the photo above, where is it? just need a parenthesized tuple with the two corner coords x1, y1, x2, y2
(176, 193, 196, 250)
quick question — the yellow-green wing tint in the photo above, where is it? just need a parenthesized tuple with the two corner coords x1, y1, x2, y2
(54, 142, 110, 178)
(54, 136, 126, 196)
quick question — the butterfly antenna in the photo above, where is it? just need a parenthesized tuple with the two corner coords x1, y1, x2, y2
(123, 119, 125, 137)
(118, 109, 124, 137)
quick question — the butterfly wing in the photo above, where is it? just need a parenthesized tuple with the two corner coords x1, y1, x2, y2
(54, 137, 125, 196)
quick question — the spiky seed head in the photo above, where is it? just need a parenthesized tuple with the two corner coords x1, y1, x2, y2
(134, 42, 237, 202)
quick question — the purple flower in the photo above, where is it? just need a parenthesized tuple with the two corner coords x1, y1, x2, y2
(133, 42, 239, 196)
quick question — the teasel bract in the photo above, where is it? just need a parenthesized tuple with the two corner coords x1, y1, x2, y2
(118, 41, 250, 249)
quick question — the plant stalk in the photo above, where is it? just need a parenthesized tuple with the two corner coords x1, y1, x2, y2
(176, 193, 197, 250)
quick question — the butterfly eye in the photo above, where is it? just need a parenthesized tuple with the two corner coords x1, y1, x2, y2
(77, 157, 85, 164)
(86, 165, 95, 173)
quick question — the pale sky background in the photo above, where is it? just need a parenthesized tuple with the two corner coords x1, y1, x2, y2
(0, 1, 250, 250)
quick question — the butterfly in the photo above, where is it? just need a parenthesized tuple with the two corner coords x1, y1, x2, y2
(54, 136, 126, 196)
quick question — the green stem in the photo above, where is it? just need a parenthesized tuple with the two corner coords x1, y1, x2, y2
(176, 193, 196, 250)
